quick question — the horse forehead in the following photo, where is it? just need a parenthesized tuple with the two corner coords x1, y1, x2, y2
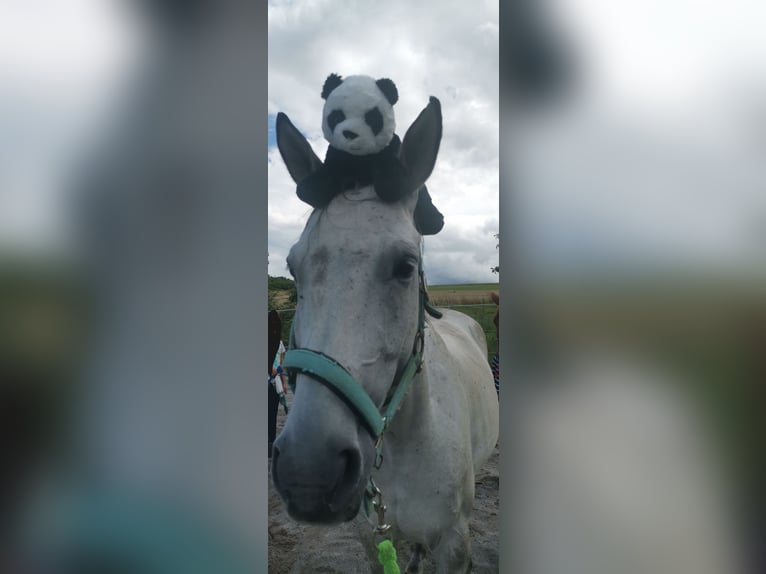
(326, 193, 409, 226)
(303, 198, 418, 257)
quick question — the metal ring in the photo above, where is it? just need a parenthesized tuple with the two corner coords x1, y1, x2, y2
(412, 329, 424, 356)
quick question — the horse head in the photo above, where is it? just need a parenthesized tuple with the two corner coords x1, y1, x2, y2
(271, 98, 442, 524)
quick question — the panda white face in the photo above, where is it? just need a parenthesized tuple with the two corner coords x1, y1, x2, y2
(322, 75, 397, 156)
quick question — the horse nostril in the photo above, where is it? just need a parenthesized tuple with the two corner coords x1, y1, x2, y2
(342, 130, 358, 140)
(340, 448, 361, 485)
(328, 448, 361, 510)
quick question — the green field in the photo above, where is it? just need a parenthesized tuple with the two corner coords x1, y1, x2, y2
(429, 283, 499, 291)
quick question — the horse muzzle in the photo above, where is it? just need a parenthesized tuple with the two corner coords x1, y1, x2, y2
(271, 428, 367, 524)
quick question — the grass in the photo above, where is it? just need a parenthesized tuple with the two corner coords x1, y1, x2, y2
(428, 283, 499, 292)
(427, 283, 499, 307)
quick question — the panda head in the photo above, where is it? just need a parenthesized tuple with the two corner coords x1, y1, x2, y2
(321, 73, 398, 156)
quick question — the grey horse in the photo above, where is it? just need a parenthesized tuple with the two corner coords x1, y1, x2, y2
(272, 97, 499, 573)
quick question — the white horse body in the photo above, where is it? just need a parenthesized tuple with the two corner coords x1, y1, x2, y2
(272, 98, 498, 573)
(377, 307, 499, 552)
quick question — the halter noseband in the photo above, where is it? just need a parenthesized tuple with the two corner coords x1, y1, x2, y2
(282, 263, 441, 453)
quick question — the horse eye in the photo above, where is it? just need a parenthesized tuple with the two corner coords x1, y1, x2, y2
(393, 259, 416, 280)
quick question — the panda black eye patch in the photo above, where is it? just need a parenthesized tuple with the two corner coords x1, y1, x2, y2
(327, 109, 346, 132)
(365, 107, 384, 136)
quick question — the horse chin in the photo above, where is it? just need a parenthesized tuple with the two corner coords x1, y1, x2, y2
(284, 488, 363, 525)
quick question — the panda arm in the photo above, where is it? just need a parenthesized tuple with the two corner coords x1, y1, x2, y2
(373, 150, 411, 202)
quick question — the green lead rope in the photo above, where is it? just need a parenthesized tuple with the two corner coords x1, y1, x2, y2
(377, 539, 400, 574)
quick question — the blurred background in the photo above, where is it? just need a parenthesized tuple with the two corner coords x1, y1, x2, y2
(502, 0, 764, 573)
(1, 0, 266, 571)
(0, 0, 763, 572)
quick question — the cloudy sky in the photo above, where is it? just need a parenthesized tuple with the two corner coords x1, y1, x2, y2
(267, 0, 500, 284)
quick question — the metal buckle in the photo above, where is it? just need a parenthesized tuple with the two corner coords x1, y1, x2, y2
(369, 478, 391, 534)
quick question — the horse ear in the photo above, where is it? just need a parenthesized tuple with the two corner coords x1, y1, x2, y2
(400, 97, 442, 191)
(276, 112, 322, 184)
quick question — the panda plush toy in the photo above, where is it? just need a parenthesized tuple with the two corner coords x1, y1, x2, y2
(321, 73, 398, 158)
(284, 73, 444, 235)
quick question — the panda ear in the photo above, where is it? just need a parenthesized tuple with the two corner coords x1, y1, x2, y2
(321, 73, 344, 99)
(376, 78, 398, 106)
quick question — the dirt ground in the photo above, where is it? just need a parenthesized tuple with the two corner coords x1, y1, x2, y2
(268, 396, 499, 573)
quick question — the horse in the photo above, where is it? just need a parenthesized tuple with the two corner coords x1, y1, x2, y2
(271, 97, 499, 573)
